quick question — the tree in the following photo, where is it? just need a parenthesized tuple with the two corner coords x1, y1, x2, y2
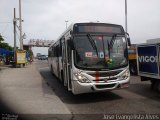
(0, 34, 13, 51)
(0, 42, 13, 51)
(28, 50, 33, 58)
(0, 34, 4, 43)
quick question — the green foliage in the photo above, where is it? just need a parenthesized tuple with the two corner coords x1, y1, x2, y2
(0, 34, 4, 43)
(0, 42, 13, 51)
(28, 50, 33, 58)
(0, 34, 13, 51)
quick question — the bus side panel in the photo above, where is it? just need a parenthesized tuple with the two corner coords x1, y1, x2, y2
(48, 57, 52, 69)
(52, 57, 57, 76)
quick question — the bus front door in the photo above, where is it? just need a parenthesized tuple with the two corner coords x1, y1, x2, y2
(62, 40, 68, 87)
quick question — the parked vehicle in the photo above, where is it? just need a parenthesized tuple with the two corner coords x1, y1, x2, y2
(137, 38, 160, 92)
(38, 55, 48, 60)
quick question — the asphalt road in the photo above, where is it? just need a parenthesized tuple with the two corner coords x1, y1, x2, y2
(36, 60, 160, 120)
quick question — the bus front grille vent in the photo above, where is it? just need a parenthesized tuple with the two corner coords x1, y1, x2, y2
(87, 70, 122, 77)
(92, 77, 117, 83)
(95, 84, 116, 89)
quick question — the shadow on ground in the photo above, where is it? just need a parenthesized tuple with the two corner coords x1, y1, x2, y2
(128, 76, 160, 102)
(39, 67, 122, 104)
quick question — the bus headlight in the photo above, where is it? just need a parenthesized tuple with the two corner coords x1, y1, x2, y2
(74, 73, 91, 83)
(119, 70, 130, 80)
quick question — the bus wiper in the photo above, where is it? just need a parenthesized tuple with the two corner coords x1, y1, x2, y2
(87, 34, 99, 57)
(109, 34, 117, 49)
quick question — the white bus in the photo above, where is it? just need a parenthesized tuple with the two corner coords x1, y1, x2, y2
(48, 23, 131, 94)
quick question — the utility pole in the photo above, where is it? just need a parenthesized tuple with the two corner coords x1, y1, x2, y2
(125, 0, 128, 33)
(19, 0, 23, 50)
(13, 8, 17, 67)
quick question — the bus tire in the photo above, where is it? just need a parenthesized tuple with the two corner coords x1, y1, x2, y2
(157, 82, 160, 93)
(61, 71, 63, 81)
(150, 80, 156, 90)
(129, 63, 137, 75)
(155, 80, 160, 93)
(50, 65, 54, 75)
(61, 71, 65, 85)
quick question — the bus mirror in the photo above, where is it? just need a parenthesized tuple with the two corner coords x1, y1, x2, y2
(70, 30, 73, 35)
(126, 32, 131, 46)
(127, 37, 131, 46)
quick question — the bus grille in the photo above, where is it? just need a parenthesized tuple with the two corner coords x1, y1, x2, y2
(92, 77, 117, 83)
(95, 84, 116, 89)
(87, 70, 122, 77)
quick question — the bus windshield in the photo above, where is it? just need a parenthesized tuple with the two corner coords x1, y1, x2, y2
(73, 35, 128, 70)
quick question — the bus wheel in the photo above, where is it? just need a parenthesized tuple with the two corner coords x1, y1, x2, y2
(61, 71, 68, 89)
(150, 80, 156, 90)
(157, 82, 160, 93)
(50, 65, 54, 75)
(155, 81, 160, 93)
(129, 63, 137, 75)
(61, 71, 64, 84)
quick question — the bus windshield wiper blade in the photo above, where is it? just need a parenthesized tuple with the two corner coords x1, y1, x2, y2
(109, 34, 117, 49)
(87, 34, 99, 57)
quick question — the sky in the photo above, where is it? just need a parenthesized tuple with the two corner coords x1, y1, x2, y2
(0, 0, 160, 56)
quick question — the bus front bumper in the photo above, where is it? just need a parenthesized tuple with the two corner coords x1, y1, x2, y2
(71, 77, 130, 95)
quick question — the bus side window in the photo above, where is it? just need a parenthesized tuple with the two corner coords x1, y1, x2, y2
(61, 38, 65, 60)
(159, 46, 160, 63)
(52, 46, 54, 57)
(56, 45, 60, 57)
(53, 46, 56, 57)
(59, 39, 62, 57)
(67, 40, 71, 63)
